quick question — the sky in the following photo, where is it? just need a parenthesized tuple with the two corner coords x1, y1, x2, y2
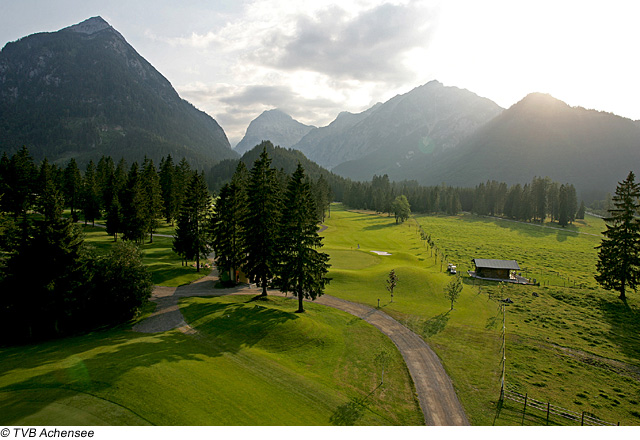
(1, 0, 640, 147)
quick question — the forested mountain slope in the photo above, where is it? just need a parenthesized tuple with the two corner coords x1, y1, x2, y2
(0, 16, 236, 167)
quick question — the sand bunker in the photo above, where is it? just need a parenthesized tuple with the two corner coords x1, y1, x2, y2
(370, 251, 392, 256)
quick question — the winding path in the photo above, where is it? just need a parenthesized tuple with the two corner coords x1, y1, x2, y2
(133, 269, 469, 426)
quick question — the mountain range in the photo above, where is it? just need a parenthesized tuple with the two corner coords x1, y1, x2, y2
(0, 16, 236, 167)
(2, 17, 639, 202)
(248, 84, 640, 202)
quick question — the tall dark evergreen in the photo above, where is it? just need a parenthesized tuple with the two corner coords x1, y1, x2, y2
(82, 160, 101, 226)
(63, 158, 82, 221)
(159, 155, 179, 225)
(243, 145, 282, 296)
(121, 163, 147, 243)
(4, 146, 37, 220)
(211, 162, 248, 284)
(141, 158, 164, 243)
(173, 172, 212, 271)
(595, 171, 640, 301)
(278, 164, 330, 313)
(36, 159, 64, 223)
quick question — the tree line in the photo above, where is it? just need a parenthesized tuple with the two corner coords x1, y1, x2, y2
(0, 147, 153, 344)
(343, 174, 585, 226)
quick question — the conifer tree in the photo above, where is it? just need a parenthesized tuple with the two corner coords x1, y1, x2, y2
(159, 155, 179, 225)
(121, 163, 147, 243)
(141, 158, 164, 243)
(211, 162, 248, 284)
(278, 164, 330, 312)
(173, 172, 212, 271)
(82, 160, 101, 226)
(106, 193, 123, 241)
(595, 171, 640, 301)
(36, 158, 64, 223)
(243, 145, 282, 296)
(5, 146, 37, 221)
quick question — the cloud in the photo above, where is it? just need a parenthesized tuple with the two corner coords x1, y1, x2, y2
(251, 2, 437, 83)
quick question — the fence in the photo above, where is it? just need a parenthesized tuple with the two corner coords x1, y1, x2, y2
(502, 388, 618, 426)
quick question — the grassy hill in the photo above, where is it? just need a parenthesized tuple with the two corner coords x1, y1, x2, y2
(0, 219, 423, 425)
(320, 204, 640, 425)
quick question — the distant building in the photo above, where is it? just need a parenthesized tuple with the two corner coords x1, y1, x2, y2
(471, 259, 520, 280)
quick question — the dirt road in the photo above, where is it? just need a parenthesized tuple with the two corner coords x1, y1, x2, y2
(133, 271, 470, 426)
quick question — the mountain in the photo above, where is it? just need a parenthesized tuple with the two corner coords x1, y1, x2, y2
(293, 80, 503, 179)
(207, 140, 349, 199)
(234, 109, 315, 155)
(416, 93, 640, 201)
(0, 16, 236, 167)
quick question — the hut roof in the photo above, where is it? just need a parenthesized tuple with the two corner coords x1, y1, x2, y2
(472, 259, 520, 270)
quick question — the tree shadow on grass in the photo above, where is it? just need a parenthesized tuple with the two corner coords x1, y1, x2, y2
(363, 222, 398, 231)
(330, 384, 384, 426)
(0, 330, 219, 425)
(597, 296, 640, 361)
(0, 297, 299, 425)
(420, 311, 451, 338)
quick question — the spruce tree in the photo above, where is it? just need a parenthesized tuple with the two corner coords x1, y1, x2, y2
(141, 158, 164, 243)
(82, 160, 101, 226)
(211, 162, 247, 284)
(595, 171, 640, 301)
(278, 164, 330, 312)
(121, 163, 147, 243)
(173, 172, 212, 272)
(243, 146, 282, 296)
(159, 154, 179, 225)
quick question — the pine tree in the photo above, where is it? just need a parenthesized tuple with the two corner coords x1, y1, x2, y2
(595, 171, 640, 301)
(36, 158, 64, 223)
(5, 146, 37, 220)
(82, 160, 101, 226)
(243, 146, 282, 296)
(558, 184, 570, 227)
(278, 164, 330, 313)
(120, 163, 147, 243)
(210, 163, 247, 284)
(106, 193, 123, 241)
(173, 172, 212, 272)
(141, 158, 164, 243)
(159, 155, 179, 225)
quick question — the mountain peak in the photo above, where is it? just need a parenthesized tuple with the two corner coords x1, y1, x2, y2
(63, 16, 111, 35)
(234, 109, 315, 154)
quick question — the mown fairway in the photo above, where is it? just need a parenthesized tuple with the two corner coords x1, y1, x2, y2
(0, 293, 422, 425)
(322, 204, 640, 425)
(81, 225, 207, 287)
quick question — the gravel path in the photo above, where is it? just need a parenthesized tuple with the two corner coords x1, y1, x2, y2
(133, 268, 469, 426)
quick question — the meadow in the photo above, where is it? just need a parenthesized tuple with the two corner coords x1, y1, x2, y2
(0, 220, 423, 426)
(3, 205, 639, 426)
(81, 225, 207, 287)
(321, 204, 640, 425)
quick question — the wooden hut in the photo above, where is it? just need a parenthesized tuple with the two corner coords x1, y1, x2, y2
(472, 259, 520, 280)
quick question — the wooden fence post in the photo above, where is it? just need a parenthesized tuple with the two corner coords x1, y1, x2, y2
(581, 411, 585, 426)
(522, 393, 528, 425)
(546, 402, 550, 425)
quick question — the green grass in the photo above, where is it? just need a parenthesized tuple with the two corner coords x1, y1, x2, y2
(321, 204, 640, 425)
(0, 296, 422, 425)
(80, 225, 207, 287)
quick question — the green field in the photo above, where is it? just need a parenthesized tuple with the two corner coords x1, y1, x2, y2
(0, 295, 422, 425)
(3, 205, 639, 426)
(80, 224, 208, 287)
(320, 204, 640, 425)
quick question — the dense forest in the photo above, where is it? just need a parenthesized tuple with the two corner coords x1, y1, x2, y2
(343, 175, 583, 226)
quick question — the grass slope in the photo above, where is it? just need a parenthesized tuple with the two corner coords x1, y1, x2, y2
(321, 204, 640, 425)
(81, 225, 207, 287)
(0, 295, 422, 425)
